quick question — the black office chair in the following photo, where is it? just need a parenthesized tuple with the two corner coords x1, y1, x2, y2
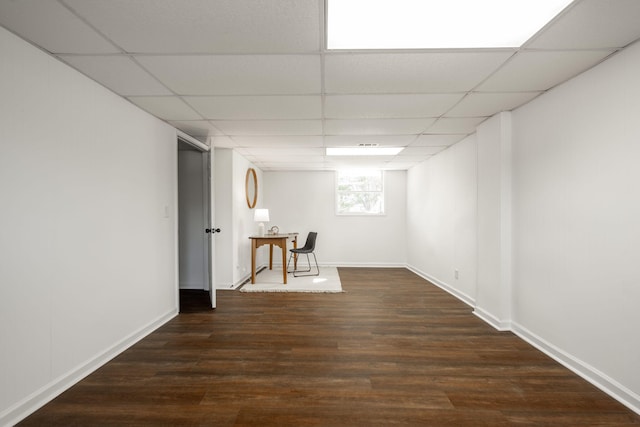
(287, 232, 319, 277)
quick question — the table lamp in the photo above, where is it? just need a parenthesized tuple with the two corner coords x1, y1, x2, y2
(254, 208, 269, 236)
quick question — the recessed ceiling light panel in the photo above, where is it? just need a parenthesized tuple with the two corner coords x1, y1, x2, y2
(327, 0, 574, 49)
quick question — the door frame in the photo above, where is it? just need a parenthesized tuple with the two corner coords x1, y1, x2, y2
(177, 130, 216, 308)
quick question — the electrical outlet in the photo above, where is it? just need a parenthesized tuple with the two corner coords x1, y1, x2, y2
(454, 269, 459, 280)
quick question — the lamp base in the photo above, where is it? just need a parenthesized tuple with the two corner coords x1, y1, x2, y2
(258, 222, 265, 236)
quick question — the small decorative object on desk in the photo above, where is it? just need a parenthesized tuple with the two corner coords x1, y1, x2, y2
(268, 226, 279, 235)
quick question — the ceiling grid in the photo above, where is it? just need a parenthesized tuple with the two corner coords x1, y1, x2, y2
(1, 0, 639, 170)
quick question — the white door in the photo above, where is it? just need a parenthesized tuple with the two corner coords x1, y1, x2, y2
(206, 150, 217, 308)
(177, 135, 216, 309)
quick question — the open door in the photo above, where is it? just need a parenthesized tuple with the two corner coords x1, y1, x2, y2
(206, 150, 216, 309)
(177, 132, 216, 310)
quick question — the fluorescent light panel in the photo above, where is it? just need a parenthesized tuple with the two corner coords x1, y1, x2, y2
(326, 147, 404, 156)
(327, 0, 573, 49)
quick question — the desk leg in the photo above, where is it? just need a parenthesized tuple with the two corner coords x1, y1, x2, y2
(251, 239, 256, 284)
(269, 244, 273, 270)
(282, 240, 287, 284)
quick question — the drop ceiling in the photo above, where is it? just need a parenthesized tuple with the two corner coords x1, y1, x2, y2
(1, 0, 639, 170)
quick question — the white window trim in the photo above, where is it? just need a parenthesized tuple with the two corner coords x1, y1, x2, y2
(335, 170, 386, 216)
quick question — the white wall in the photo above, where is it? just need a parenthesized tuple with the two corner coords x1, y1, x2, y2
(214, 149, 263, 288)
(475, 112, 513, 329)
(232, 152, 264, 282)
(406, 136, 477, 305)
(264, 170, 407, 266)
(214, 148, 234, 288)
(511, 41, 640, 409)
(0, 27, 178, 424)
(178, 150, 207, 290)
(405, 41, 640, 413)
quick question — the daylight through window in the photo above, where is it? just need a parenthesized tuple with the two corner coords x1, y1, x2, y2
(336, 170, 384, 215)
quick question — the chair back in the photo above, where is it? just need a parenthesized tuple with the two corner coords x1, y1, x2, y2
(302, 232, 317, 251)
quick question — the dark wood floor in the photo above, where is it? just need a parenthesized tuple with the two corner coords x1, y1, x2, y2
(179, 289, 215, 314)
(20, 268, 640, 426)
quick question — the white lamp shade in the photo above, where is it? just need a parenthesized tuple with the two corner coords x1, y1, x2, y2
(254, 208, 270, 222)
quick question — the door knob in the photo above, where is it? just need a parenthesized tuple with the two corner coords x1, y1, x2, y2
(205, 228, 221, 234)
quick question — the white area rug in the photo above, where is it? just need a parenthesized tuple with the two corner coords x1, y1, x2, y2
(240, 267, 343, 293)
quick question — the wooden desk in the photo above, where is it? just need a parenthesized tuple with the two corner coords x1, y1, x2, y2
(249, 233, 298, 284)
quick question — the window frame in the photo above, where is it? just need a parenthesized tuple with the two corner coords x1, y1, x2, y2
(335, 169, 386, 216)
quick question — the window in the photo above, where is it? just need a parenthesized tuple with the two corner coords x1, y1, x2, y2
(336, 170, 384, 215)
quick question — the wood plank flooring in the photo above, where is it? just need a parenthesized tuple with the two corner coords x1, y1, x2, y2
(20, 268, 640, 426)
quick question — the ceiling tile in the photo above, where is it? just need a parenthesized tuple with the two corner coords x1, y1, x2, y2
(384, 160, 424, 170)
(478, 50, 613, 91)
(136, 55, 321, 95)
(324, 51, 512, 93)
(325, 119, 435, 135)
(427, 117, 486, 134)
(65, 0, 320, 53)
(212, 120, 323, 136)
(168, 121, 224, 137)
(238, 147, 324, 156)
(127, 96, 201, 120)
(398, 146, 447, 156)
(446, 92, 541, 117)
(0, 0, 119, 53)
(325, 157, 393, 168)
(324, 135, 416, 147)
(185, 96, 321, 120)
(325, 94, 463, 119)
(259, 163, 330, 171)
(231, 136, 323, 147)
(4, 0, 634, 172)
(413, 134, 467, 147)
(243, 150, 325, 158)
(211, 137, 237, 148)
(236, 147, 324, 156)
(260, 163, 331, 172)
(246, 155, 326, 163)
(59, 55, 172, 96)
(529, 0, 640, 49)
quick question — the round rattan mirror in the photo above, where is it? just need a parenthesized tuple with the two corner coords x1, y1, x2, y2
(245, 168, 257, 209)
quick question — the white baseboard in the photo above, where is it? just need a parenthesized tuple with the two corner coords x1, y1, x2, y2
(404, 265, 639, 415)
(217, 280, 243, 290)
(473, 306, 511, 331)
(511, 322, 640, 416)
(217, 265, 269, 290)
(405, 264, 475, 308)
(0, 309, 178, 427)
(230, 272, 252, 290)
